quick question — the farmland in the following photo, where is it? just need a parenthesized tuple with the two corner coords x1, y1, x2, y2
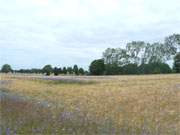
(0, 74, 180, 134)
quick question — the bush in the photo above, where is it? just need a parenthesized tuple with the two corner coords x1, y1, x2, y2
(53, 67, 59, 76)
(79, 68, 85, 75)
(1, 64, 12, 73)
(42, 65, 53, 76)
(122, 64, 139, 75)
(62, 67, 67, 74)
(89, 59, 105, 75)
(67, 67, 73, 74)
(105, 64, 122, 75)
(139, 63, 172, 74)
(73, 65, 79, 75)
(173, 53, 180, 73)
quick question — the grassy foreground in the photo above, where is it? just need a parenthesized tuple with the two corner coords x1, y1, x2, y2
(0, 74, 180, 134)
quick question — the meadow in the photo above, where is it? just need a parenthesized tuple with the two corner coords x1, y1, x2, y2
(0, 74, 180, 135)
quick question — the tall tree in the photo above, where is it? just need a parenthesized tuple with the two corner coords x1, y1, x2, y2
(165, 34, 180, 54)
(126, 41, 146, 65)
(53, 67, 59, 76)
(73, 65, 79, 75)
(173, 52, 180, 73)
(103, 48, 129, 66)
(62, 67, 67, 74)
(143, 43, 166, 63)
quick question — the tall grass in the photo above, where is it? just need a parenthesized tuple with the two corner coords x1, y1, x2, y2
(0, 74, 180, 134)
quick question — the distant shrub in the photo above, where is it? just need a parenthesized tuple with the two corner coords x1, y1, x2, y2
(62, 67, 67, 74)
(73, 65, 79, 75)
(139, 63, 172, 74)
(173, 53, 180, 73)
(53, 67, 59, 76)
(79, 68, 85, 75)
(67, 67, 73, 74)
(89, 59, 105, 75)
(122, 64, 139, 75)
(42, 65, 53, 76)
(105, 63, 122, 75)
(1, 64, 12, 73)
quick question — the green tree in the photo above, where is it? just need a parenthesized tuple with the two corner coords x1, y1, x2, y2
(62, 67, 67, 74)
(1, 64, 12, 73)
(67, 67, 73, 74)
(139, 63, 171, 74)
(89, 59, 105, 75)
(122, 64, 139, 74)
(173, 53, 180, 73)
(79, 68, 85, 75)
(42, 65, 53, 76)
(105, 63, 122, 75)
(53, 67, 59, 76)
(58, 67, 62, 74)
(73, 65, 79, 75)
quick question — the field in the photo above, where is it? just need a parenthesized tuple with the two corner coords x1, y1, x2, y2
(0, 74, 180, 135)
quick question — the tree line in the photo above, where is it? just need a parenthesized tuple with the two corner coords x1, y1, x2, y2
(89, 34, 180, 75)
(89, 59, 177, 75)
(1, 34, 180, 76)
(0, 64, 87, 76)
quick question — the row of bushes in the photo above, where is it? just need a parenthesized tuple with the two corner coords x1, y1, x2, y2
(89, 52, 180, 75)
(105, 63, 172, 75)
(1, 64, 87, 76)
(89, 59, 176, 75)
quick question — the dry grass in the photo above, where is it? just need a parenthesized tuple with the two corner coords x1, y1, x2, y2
(0, 74, 180, 134)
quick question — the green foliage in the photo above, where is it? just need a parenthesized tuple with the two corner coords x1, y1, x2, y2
(62, 67, 67, 74)
(79, 68, 85, 75)
(53, 67, 59, 76)
(1, 64, 12, 73)
(139, 63, 172, 74)
(42, 65, 53, 76)
(67, 67, 73, 74)
(89, 59, 105, 75)
(15, 68, 42, 74)
(89, 60, 172, 75)
(11, 65, 86, 76)
(138, 64, 152, 74)
(105, 63, 122, 75)
(58, 67, 62, 74)
(173, 53, 180, 73)
(122, 64, 139, 75)
(73, 65, 79, 75)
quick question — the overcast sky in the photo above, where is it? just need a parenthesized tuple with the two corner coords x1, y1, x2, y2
(0, 0, 180, 69)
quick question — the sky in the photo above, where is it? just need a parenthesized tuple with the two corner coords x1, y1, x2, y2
(0, 0, 180, 70)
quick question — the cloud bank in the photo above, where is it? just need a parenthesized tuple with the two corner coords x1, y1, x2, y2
(0, 0, 180, 69)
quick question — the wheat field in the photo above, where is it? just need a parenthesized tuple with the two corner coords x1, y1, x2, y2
(0, 74, 180, 134)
